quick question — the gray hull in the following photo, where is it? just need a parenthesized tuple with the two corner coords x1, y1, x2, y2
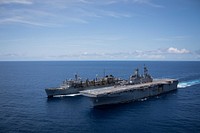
(45, 85, 114, 98)
(81, 79, 178, 106)
(45, 87, 80, 98)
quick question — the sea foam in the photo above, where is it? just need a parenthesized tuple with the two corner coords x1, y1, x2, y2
(178, 79, 200, 88)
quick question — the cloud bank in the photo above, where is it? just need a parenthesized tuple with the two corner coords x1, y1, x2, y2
(167, 47, 190, 54)
(0, 46, 195, 61)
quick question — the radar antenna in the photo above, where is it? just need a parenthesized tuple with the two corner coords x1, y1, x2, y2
(144, 64, 148, 77)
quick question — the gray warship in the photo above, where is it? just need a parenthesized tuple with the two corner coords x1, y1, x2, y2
(45, 74, 120, 98)
(80, 66, 178, 106)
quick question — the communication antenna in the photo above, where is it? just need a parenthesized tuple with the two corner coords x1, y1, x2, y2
(75, 73, 78, 81)
(144, 64, 148, 76)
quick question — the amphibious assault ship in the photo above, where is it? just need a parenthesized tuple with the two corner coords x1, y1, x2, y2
(80, 66, 178, 106)
(45, 74, 120, 98)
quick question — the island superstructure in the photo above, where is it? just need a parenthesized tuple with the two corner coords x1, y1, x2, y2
(80, 66, 178, 106)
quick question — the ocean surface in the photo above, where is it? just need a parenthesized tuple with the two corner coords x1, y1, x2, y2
(0, 61, 200, 133)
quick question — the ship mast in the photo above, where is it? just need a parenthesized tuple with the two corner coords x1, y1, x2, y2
(134, 68, 139, 77)
(144, 64, 148, 77)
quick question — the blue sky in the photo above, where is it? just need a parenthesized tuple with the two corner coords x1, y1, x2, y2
(0, 0, 200, 61)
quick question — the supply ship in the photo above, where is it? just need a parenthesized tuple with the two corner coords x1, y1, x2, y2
(45, 74, 120, 98)
(80, 66, 178, 106)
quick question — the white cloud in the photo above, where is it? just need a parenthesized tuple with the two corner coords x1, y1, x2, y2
(0, 47, 196, 61)
(0, 0, 32, 5)
(132, 0, 163, 8)
(0, 16, 62, 27)
(0, 0, 160, 27)
(155, 35, 190, 41)
(167, 47, 190, 54)
(45, 47, 192, 60)
(47, 49, 166, 60)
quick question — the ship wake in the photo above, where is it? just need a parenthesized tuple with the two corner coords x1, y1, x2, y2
(178, 79, 200, 88)
(54, 93, 81, 97)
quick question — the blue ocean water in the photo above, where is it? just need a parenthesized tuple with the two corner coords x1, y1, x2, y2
(0, 61, 200, 133)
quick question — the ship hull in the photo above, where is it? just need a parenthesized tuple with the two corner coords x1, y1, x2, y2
(45, 85, 114, 98)
(45, 87, 80, 98)
(81, 79, 178, 106)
